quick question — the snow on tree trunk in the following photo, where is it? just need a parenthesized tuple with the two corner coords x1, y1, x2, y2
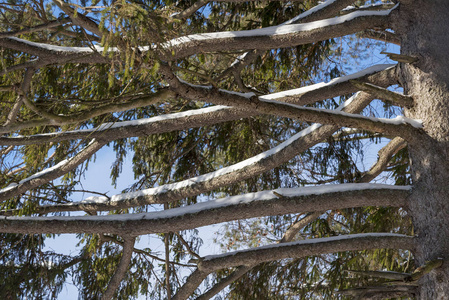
(398, 0, 449, 298)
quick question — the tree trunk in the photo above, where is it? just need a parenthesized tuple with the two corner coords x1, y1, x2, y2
(396, 1, 449, 298)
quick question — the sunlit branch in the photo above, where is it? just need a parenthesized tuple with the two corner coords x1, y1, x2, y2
(173, 233, 414, 300)
(162, 64, 419, 139)
(101, 236, 136, 300)
(359, 137, 407, 183)
(197, 212, 323, 300)
(0, 185, 410, 235)
(165, 9, 394, 60)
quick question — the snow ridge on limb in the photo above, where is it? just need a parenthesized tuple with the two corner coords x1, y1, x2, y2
(0, 139, 106, 202)
(0, 184, 411, 235)
(0, 6, 396, 61)
(200, 233, 413, 269)
(172, 233, 414, 300)
(0, 64, 396, 146)
(165, 6, 397, 59)
(163, 65, 421, 139)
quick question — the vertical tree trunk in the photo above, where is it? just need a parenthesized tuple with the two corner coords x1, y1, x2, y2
(396, 1, 449, 298)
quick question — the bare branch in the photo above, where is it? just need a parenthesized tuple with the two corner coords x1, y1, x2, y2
(53, 0, 103, 37)
(279, 211, 323, 243)
(0, 88, 175, 135)
(0, 17, 71, 38)
(173, 0, 209, 20)
(359, 29, 401, 45)
(101, 236, 136, 300)
(350, 80, 413, 108)
(359, 137, 407, 183)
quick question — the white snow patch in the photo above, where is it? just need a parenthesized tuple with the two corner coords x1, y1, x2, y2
(283, 0, 338, 25)
(260, 64, 395, 101)
(166, 8, 396, 47)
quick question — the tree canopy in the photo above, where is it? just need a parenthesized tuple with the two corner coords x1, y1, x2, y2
(0, 0, 444, 299)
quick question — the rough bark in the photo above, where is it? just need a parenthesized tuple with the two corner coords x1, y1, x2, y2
(395, 0, 449, 298)
(0, 186, 409, 235)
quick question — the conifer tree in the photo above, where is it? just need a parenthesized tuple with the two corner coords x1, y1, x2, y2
(0, 0, 447, 299)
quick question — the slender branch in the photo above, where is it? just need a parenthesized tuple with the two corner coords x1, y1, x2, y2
(0, 88, 175, 134)
(350, 80, 414, 108)
(279, 211, 323, 243)
(101, 236, 136, 300)
(173, 0, 209, 20)
(0, 17, 71, 38)
(0, 185, 410, 235)
(102, 235, 195, 267)
(52, 0, 103, 37)
(165, 230, 172, 299)
(359, 137, 407, 183)
(175, 232, 201, 259)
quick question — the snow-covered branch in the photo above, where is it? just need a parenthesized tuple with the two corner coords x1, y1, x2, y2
(0, 7, 396, 62)
(0, 184, 410, 235)
(0, 65, 396, 145)
(165, 8, 396, 59)
(173, 233, 414, 300)
(0, 139, 106, 202)
(162, 65, 420, 139)
(196, 212, 323, 300)
(7, 92, 374, 215)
